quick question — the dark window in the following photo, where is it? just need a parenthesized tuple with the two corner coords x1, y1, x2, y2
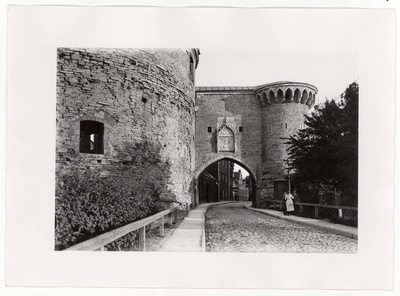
(207, 126, 212, 133)
(239, 126, 243, 132)
(80, 120, 104, 154)
(285, 123, 288, 129)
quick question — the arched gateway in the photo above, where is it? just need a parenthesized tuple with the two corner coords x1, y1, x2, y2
(194, 82, 317, 208)
(193, 156, 257, 205)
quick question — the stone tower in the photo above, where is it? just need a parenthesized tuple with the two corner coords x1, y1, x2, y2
(194, 81, 317, 207)
(255, 81, 318, 201)
(56, 48, 200, 205)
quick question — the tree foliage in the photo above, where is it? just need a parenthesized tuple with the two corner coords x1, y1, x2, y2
(55, 141, 174, 250)
(285, 82, 358, 205)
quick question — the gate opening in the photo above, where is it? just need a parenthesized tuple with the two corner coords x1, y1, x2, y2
(196, 158, 256, 204)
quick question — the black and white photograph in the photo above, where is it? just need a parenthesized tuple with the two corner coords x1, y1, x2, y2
(4, 4, 396, 293)
(55, 47, 358, 253)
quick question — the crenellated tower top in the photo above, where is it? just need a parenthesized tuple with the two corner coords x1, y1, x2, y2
(255, 81, 318, 108)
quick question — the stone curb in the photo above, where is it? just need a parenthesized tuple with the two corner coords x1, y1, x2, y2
(201, 211, 206, 252)
(159, 201, 234, 252)
(245, 205, 358, 240)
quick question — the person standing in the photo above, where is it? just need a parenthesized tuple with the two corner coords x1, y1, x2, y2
(284, 191, 295, 216)
(282, 193, 287, 215)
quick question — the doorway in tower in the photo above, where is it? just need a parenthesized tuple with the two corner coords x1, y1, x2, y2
(197, 158, 255, 204)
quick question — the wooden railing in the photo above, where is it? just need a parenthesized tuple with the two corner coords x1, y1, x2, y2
(64, 207, 179, 251)
(263, 199, 357, 219)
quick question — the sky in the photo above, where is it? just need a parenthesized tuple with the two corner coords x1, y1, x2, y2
(233, 163, 249, 178)
(200, 49, 358, 177)
(193, 10, 360, 102)
(195, 11, 359, 178)
(196, 49, 358, 103)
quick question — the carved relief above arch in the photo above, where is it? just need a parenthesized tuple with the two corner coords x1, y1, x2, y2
(217, 125, 235, 152)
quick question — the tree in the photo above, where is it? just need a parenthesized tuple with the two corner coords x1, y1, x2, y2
(285, 82, 358, 205)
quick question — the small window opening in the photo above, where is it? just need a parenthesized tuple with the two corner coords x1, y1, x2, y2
(285, 123, 288, 129)
(239, 126, 243, 132)
(207, 126, 212, 133)
(142, 97, 148, 104)
(268, 125, 272, 132)
(80, 121, 104, 154)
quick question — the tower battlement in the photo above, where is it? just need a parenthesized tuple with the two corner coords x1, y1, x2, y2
(255, 81, 318, 108)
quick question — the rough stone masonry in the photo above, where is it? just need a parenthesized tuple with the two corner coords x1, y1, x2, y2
(56, 48, 199, 204)
(195, 82, 317, 206)
(56, 48, 317, 208)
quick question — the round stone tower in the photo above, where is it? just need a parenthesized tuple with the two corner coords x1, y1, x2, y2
(255, 81, 318, 201)
(56, 48, 200, 205)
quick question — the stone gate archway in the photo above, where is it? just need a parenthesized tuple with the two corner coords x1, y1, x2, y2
(194, 82, 317, 208)
(193, 156, 257, 206)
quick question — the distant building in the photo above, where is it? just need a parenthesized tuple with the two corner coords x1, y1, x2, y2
(233, 170, 249, 201)
(244, 176, 254, 202)
(198, 165, 218, 203)
(198, 159, 234, 203)
(218, 160, 234, 201)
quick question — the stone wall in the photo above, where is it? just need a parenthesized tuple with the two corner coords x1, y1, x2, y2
(259, 103, 310, 191)
(194, 89, 263, 180)
(56, 48, 199, 204)
(195, 83, 316, 208)
(56, 48, 317, 209)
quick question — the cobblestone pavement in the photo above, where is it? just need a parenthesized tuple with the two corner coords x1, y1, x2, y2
(205, 202, 357, 253)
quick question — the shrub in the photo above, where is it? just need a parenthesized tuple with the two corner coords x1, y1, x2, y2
(55, 141, 174, 250)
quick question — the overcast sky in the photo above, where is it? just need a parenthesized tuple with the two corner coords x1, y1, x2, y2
(234, 163, 249, 178)
(193, 10, 359, 102)
(193, 9, 361, 178)
(196, 49, 358, 103)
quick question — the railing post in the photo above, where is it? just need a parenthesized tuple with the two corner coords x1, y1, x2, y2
(338, 208, 343, 219)
(299, 205, 303, 214)
(315, 206, 319, 218)
(186, 203, 190, 215)
(169, 211, 173, 226)
(174, 208, 178, 224)
(159, 216, 165, 237)
(139, 226, 145, 251)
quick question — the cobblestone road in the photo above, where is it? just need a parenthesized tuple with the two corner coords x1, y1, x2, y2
(205, 202, 357, 253)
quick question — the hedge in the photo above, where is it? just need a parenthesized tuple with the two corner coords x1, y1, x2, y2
(55, 142, 174, 250)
